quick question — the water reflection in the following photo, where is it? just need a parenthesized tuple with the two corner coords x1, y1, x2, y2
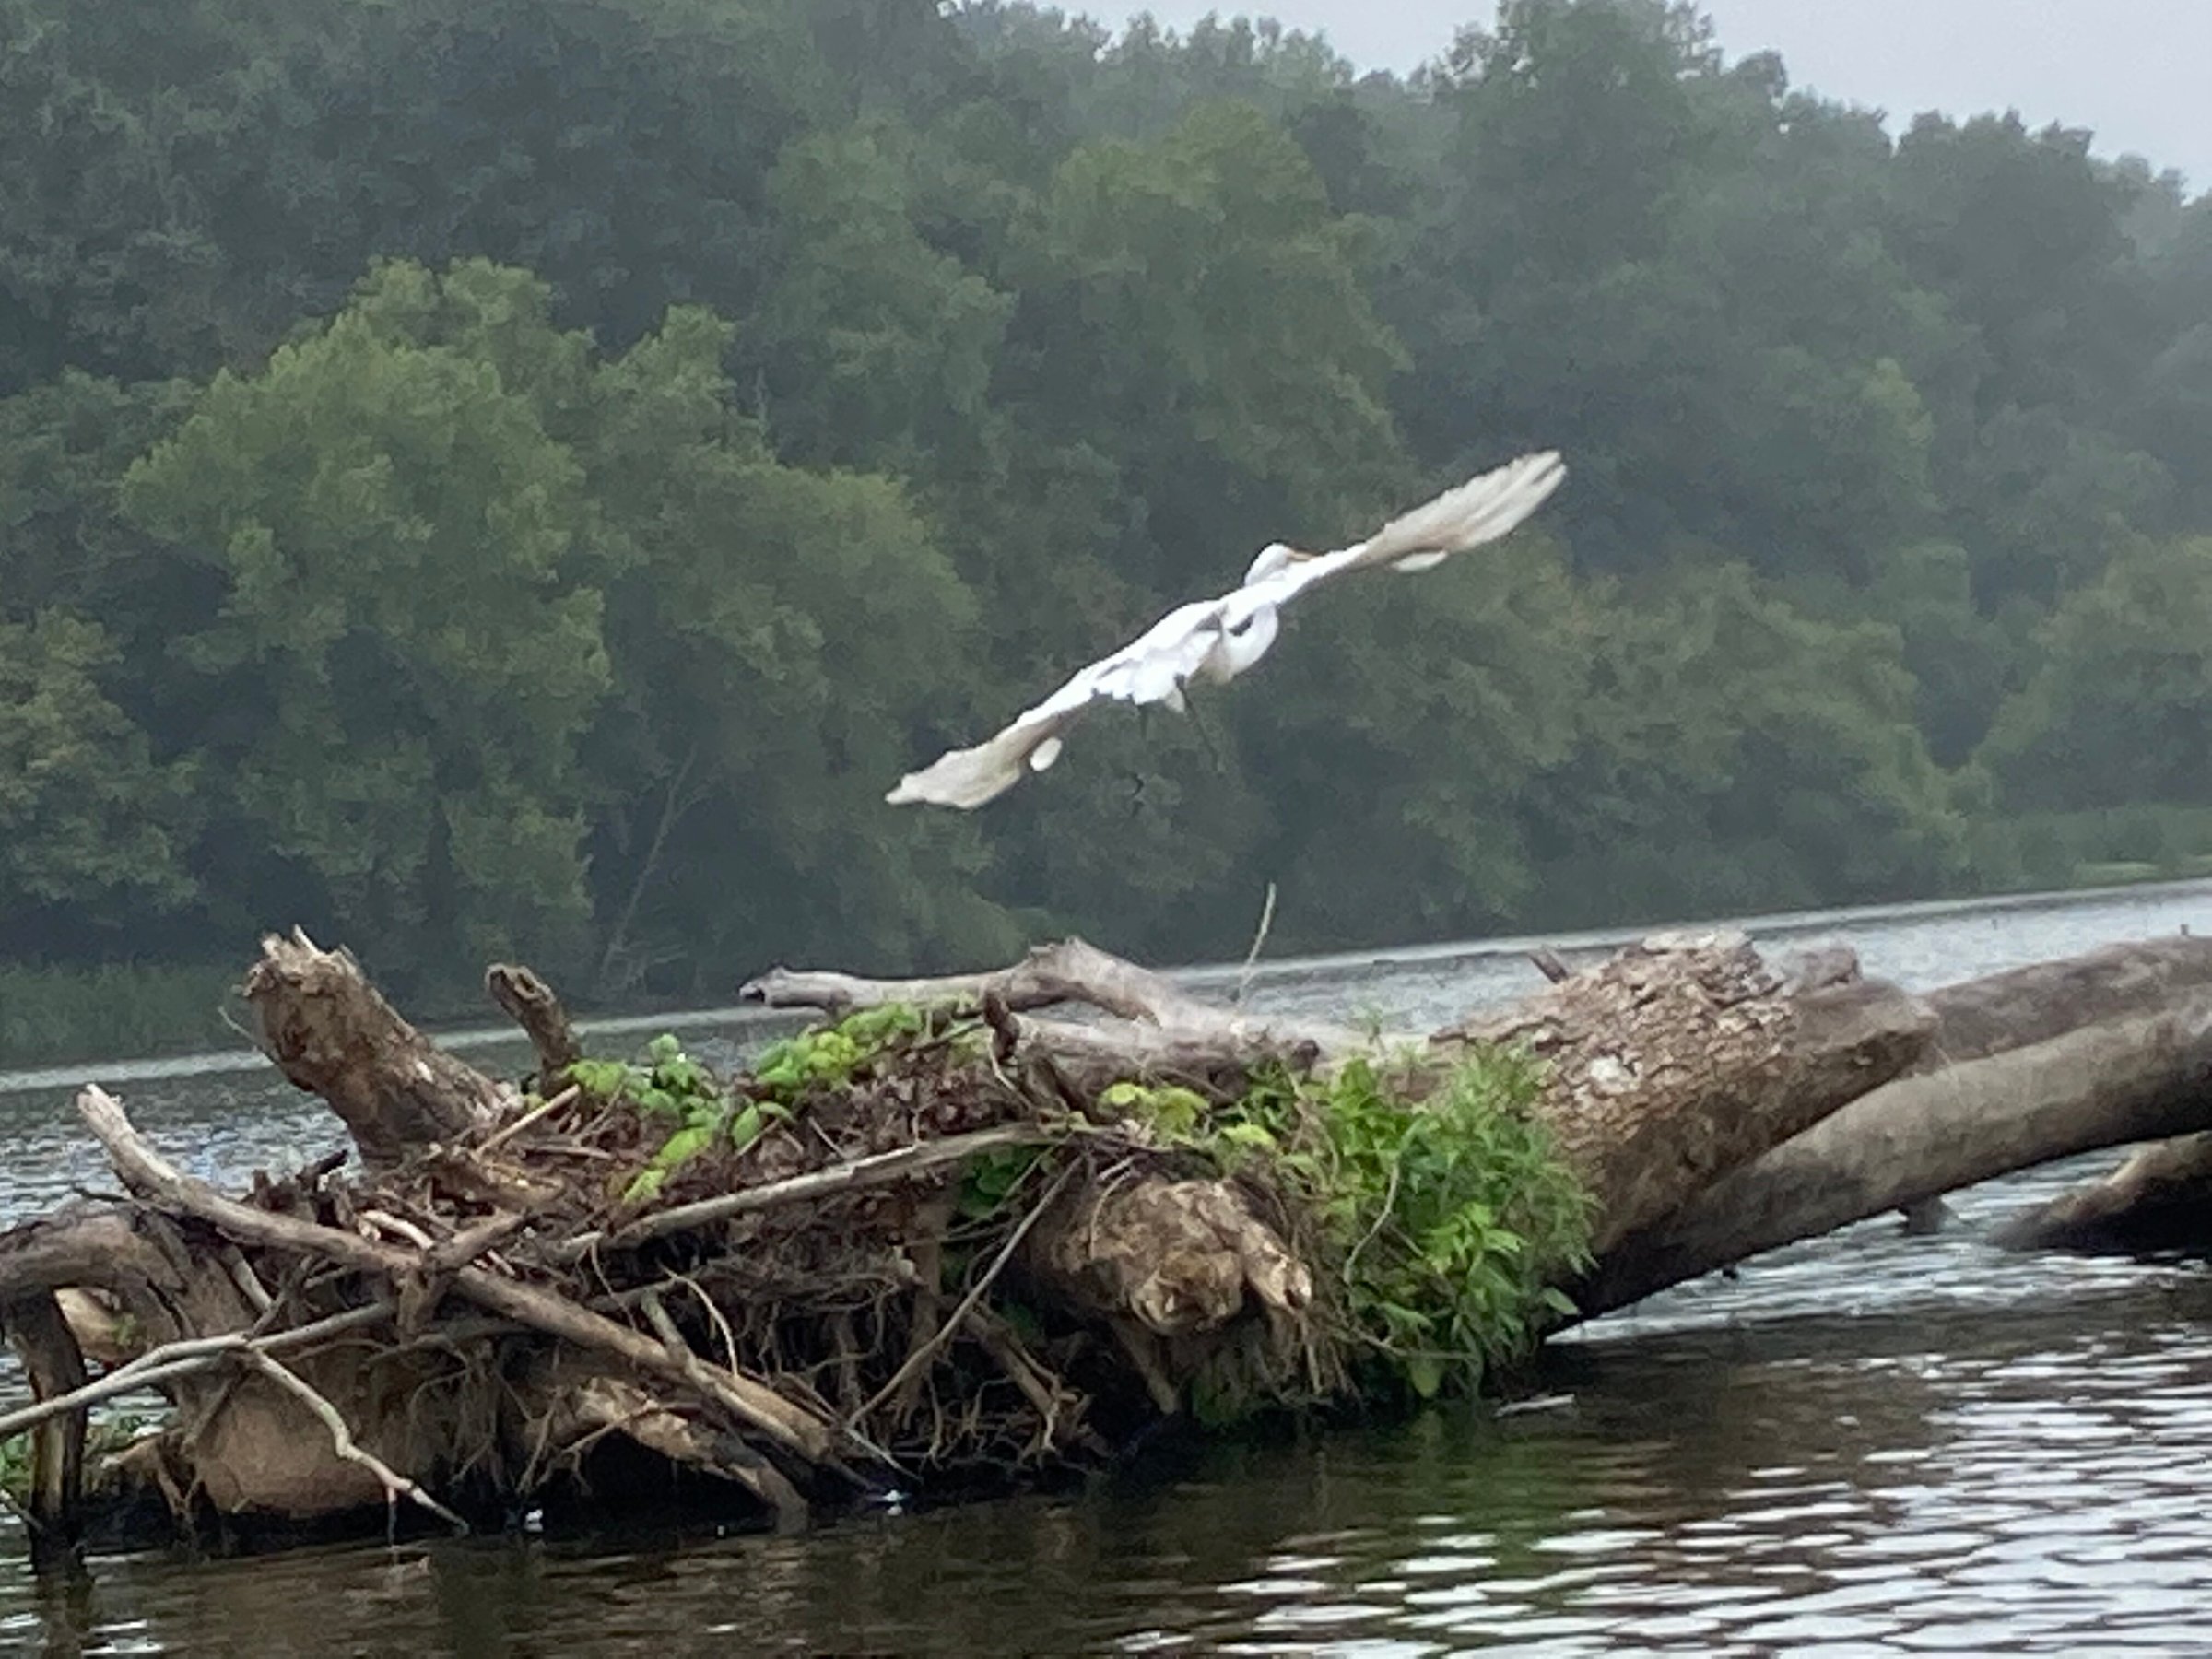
(8, 1273, 2207, 1656)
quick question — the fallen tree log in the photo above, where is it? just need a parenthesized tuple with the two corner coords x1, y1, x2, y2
(762, 930, 1934, 1258)
(1435, 932, 1930, 1253)
(1917, 934, 2212, 1065)
(1581, 993, 2212, 1314)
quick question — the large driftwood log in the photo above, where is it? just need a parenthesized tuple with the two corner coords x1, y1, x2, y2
(1438, 932, 1934, 1254)
(244, 931, 503, 1167)
(759, 932, 1933, 1352)
(1917, 935, 2212, 1065)
(743, 936, 1357, 1077)
(1582, 993, 2212, 1313)
(17, 924, 2211, 1559)
(755, 932, 1934, 1262)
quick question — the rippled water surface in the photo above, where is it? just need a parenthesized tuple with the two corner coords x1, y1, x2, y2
(4, 883, 2211, 1655)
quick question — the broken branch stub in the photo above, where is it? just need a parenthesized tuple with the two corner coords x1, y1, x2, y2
(1993, 1128, 2212, 1254)
(486, 962, 583, 1085)
(243, 930, 502, 1168)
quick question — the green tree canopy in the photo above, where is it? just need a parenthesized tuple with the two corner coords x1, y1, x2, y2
(0, 0, 2206, 1044)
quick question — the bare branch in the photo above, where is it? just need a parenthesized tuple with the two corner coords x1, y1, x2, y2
(0, 1304, 394, 1444)
(242, 1349, 468, 1534)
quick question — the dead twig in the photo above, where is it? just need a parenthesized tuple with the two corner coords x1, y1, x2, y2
(0, 1304, 394, 1445)
(1234, 881, 1278, 1009)
(555, 1122, 1070, 1262)
(856, 1163, 1075, 1423)
(360, 1209, 437, 1251)
(480, 1085, 581, 1156)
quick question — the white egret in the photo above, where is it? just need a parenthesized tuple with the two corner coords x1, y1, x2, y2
(887, 450, 1568, 809)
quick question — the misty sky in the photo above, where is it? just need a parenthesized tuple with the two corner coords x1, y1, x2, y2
(1123, 0, 2212, 192)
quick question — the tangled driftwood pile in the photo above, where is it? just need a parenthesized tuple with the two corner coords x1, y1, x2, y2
(2, 924, 2208, 1565)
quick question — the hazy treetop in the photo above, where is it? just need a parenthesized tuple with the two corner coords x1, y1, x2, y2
(1127, 0, 2212, 191)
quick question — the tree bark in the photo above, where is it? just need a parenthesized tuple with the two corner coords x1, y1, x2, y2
(1438, 932, 1935, 1254)
(243, 930, 504, 1168)
(1581, 993, 2212, 1314)
(1918, 934, 2212, 1066)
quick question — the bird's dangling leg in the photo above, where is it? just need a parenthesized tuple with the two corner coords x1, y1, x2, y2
(1183, 692, 1228, 779)
(1127, 704, 1161, 817)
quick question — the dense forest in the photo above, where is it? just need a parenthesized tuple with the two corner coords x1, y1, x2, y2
(3, 0, 2210, 1054)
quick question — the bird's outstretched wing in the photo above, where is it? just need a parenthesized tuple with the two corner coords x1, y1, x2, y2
(884, 599, 1223, 808)
(887, 451, 1566, 808)
(1253, 450, 1569, 610)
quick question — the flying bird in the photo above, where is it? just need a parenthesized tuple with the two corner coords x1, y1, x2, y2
(886, 451, 1568, 810)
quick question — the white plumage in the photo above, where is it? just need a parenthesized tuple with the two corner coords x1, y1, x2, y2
(886, 450, 1568, 810)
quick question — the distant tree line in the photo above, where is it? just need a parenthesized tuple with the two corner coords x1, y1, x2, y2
(3, 0, 2208, 1015)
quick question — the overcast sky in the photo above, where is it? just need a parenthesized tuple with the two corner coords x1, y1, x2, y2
(1120, 0, 2212, 192)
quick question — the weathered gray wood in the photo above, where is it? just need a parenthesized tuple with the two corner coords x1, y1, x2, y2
(76, 1086, 844, 1481)
(1918, 934, 2212, 1065)
(1581, 994, 2212, 1314)
(742, 937, 1219, 1026)
(742, 936, 1359, 1053)
(485, 962, 582, 1085)
(244, 930, 503, 1168)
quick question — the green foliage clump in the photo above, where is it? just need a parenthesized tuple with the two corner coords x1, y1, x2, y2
(956, 1143, 1044, 1222)
(1201, 1049, 1594, 1400)
(569, 1032, 767, 1205)
(568, 1032, 718, 1121)
(572, 1008, 932, 1206)
(749, 1004, 927, 1100)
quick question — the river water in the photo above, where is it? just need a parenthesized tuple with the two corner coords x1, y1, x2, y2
(3, 882, 2211, 1655)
